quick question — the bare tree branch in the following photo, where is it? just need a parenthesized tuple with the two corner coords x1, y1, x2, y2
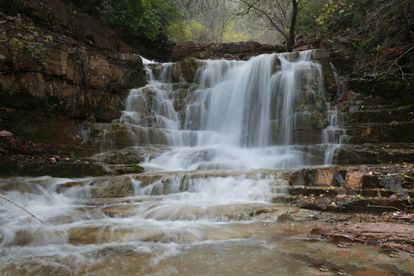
(0, 193, 44, 224)
(237, 0, 289, 39)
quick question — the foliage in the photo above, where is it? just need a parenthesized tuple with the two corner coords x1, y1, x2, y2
(222, 22, 251, 42)
(296, 0, 414, 58)
(311, 0, 412, 49)
(295, 0, 414, 96)
(168, 20, 209, 42)
(69, 0, 180, 41)
(296, 0, 328, 40)
(170, 0, 236, 43)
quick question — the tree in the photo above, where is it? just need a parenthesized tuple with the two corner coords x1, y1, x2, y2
(172, 0, 236, 43)
(237, 0, 301, 51)
(69, 0, 180, 41)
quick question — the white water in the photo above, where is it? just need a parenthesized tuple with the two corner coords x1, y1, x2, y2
(322, 105, 347, 165)
(0, 52, 373, 275)
(0, 171, 289, 273)
(119, 51, 340, 171)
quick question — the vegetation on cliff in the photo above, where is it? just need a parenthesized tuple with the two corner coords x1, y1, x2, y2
(298, 0, 414, 98)
(68, 0, 179, 41)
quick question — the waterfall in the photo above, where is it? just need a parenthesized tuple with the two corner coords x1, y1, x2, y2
(322, 105, 347, 165)
(117, 50, 341, 171)
(322, 64, 348, 165)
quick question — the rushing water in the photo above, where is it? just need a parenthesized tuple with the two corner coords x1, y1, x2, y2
(322, 105, 347, 164)
(119, 51, 343, 171)
(0, 51, 357, 275)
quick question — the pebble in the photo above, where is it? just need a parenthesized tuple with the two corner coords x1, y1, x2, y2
(319, 265, 329, 272)
(336, 269, 346, 275)
(0, 130, 13, 137)
(337, 242, 350, 248)
(389, 252, 399, 258)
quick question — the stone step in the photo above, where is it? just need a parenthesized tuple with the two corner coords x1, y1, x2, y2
(4, 203, 296, 247)
(345, 121, 414, 143)
(345, 107, 414, 125)
(336, 143, 414, 164)
(57, 169, 290, 198)
(339, 97, 408, 111)
(293, 195, 413, 213)
(289, 186, 414, 198)
(288, 164, 414, 191)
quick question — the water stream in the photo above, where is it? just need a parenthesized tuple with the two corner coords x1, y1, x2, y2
(0, 51, 366, 275)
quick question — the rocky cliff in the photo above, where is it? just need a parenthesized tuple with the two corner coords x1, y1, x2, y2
(0, 0, 150, 149)
(0, 0, 150, 175)
(0, 0, 147, 123)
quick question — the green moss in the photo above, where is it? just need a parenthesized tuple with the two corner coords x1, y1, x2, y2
(126, 164, 144, 174)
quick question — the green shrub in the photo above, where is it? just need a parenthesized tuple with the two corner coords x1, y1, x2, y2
(68, 0, 179, 41)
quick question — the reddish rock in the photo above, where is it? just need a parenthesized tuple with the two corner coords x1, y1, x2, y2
(289, 168, 336, 187)
(0, 6, 146, 122)
(313, 168, 335, 187)
(345, 171, 364, 189)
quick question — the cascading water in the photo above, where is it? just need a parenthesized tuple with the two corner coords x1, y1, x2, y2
(322, 105, 347, 165)
(0, 51, 352, 275)
(322, 64, 347, 165)
(129, 51, 334, 171)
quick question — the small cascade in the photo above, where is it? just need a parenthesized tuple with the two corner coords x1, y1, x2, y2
(117, 61, 186, 147)
(322, 104, 347, 165)
(330, 63, 345, 99)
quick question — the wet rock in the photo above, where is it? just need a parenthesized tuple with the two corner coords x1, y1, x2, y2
(14, 230, 33, 246)
(91, 146, 168, 165)
(102, 206, 137, 218)
(0, 130, 13, 137)
(178, 58, 204, 83)
(88, 123, 173, 150)
(105, 164, 144, 175)
(58, 175, 136, 198)
(277, 213, 295, 223)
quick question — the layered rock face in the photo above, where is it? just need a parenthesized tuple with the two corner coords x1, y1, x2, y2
(335, 92, 414, 165)
(171, 41, 283, 61)
(0, 0, 148, 175)
(0, 0, 146, 123)
(0, 0, 152, 178)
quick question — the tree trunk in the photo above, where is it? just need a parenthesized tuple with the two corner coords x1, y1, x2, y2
(286, 0, 299, 52)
